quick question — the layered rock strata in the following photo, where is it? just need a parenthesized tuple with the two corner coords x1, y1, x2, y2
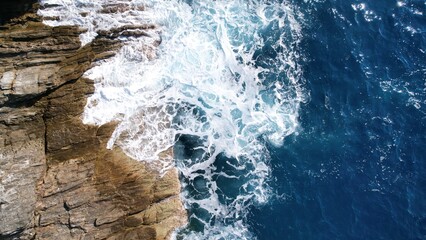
(0, 4, 186, 240)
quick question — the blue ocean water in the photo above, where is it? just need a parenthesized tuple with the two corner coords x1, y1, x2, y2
(249, 0, 426, 239)
(38, 0, 425, 239)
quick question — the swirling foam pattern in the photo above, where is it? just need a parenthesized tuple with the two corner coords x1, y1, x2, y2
(39, 0, 305, 238)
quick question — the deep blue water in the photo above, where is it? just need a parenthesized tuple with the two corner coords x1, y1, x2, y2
(249, 0, 426, 239)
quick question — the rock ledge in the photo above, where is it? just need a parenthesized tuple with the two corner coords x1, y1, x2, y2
(0, 4, 187, 240)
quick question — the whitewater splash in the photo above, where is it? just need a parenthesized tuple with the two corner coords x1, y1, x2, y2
(39, 0, 305, 238)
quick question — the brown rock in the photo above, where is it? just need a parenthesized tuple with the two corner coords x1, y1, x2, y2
(0, 107, 45, 236)
(0, 3, 187, 240)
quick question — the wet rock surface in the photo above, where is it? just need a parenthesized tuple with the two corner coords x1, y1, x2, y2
(0, 4, 186, 240)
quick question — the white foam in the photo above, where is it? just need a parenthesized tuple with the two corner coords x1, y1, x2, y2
(38, 0, 155, 45)
(351, 3, 381, 22)
(39, 0, 305, 238)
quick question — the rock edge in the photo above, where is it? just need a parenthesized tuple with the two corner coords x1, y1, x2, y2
(0, 3, 187, 240)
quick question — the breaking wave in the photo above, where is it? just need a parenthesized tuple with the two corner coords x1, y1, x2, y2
(39, 0, 306, 238)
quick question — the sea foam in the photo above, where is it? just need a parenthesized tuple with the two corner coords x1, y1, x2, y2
(38, 0, 305, 238)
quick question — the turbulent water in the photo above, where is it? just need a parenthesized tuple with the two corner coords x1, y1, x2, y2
(39, 0, 425, 239)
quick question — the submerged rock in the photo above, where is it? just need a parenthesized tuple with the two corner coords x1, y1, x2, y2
(0, 3, 186, 239)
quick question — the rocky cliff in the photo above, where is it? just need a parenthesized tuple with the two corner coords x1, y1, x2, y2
(0, 3, 186, 239)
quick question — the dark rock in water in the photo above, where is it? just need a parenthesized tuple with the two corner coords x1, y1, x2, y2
(0, 4, 187, 240)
